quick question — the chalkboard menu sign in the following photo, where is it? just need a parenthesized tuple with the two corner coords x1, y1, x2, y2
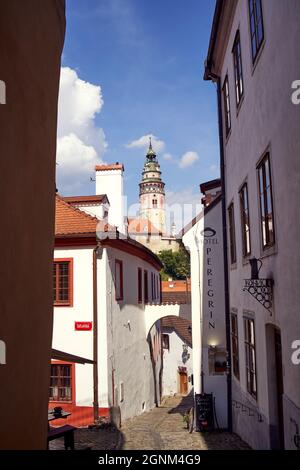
(195, 393, 214, 431)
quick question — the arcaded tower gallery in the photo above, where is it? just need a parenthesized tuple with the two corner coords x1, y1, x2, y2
(139, 138, 166, 234)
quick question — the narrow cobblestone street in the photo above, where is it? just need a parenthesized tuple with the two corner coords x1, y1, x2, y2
(50, 395, 250, 450)
(119, 395, 250, 450)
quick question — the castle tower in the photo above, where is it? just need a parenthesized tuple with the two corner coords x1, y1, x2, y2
(139, 138, 166, 234)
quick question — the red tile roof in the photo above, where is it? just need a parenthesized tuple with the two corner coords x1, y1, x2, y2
(161, 291, 191, 305)
(63, 195, 108, 205)
(95, 163, 124, 171)
(55, 196, 98, 236)
(161, 316, 192, 346)
(162, 280, 191, 293)
(127, 217, 160, 235)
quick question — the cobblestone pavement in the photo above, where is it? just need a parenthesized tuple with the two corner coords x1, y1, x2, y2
(120, 395, 250, 450)
(50, 395, 250, 450)
(49, 427, 120, 450)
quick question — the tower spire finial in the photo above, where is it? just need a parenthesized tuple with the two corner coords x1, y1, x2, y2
(146, 135, 156, 160)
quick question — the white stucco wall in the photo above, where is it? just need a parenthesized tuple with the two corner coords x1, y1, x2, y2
(162, 329, 193, 397)
(104, 246, 162, 421)
(52, 243, 163, 421)
(215, 0, 300, 449)
(53, 247, 95, 407)
(183, 199, 228, 428)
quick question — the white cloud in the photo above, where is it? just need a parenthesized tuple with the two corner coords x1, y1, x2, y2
(56, 67, 107, 194)
(126, 134, 165, 153)
(162, 153, 173, 161)
(178, 151, 199, 169)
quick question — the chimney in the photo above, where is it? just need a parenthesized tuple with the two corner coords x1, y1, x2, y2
(200, 178, 222, 208)
(95, 163, 125, 234)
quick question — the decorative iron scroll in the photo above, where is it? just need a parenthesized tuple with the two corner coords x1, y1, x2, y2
(243, 279, 274, 313)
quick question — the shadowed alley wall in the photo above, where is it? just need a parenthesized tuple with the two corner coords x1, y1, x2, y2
(0, 0, 65, 449)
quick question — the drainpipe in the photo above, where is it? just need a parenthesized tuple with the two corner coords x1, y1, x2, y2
(206, 71, 232, 432)
(93, 244, 100, 423)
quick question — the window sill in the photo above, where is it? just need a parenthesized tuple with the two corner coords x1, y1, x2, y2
(236, 94, 244, 117)
(225, 128, 232, 146)
(54, 303, 73, 308)
(49, 400, 74, 405)
(246, 391, 258, 404)
(260, 243, 277, 260)
(242, 254, 252, 266)
(251, 39, 266, 76)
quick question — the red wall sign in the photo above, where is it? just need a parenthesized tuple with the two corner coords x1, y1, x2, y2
(75, 321, 92, 331)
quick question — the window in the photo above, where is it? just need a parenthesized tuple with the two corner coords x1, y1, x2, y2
(151, 273, 155, 301)
(239, 183, 251, 256)
(249, 0, 264, 62)
(144, 270, 149, 304)
(119, 382, 124, 403)
(258, 153, 275, 248)
(244, 317, 257, 399)
(228, 203, 237, 264)
(115, 260, 123, 301)
(152, 199, 158, 208)
(232, 31, 244, 106)
(231, 314, 240, 380)
(158, 274, 161, 302)
(53, 259, 73, 306)
(162, 334, 169, 350)
(151, 272, 158, 301)
(138, 268, 143, 303)
(222, 75, 231, 136)
(49, 363, 73, 402)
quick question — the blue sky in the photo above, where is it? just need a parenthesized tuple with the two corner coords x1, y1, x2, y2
(57, 0, 219, 226)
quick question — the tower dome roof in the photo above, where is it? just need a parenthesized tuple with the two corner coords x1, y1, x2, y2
(146, 137, 157, 161)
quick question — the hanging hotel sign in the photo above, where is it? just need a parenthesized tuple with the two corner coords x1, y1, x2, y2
(75, 321, 93, 331)
(243, 279, 274, 313)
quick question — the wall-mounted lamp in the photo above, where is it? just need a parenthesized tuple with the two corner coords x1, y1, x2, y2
(243, 258, 274, 313)
(249, 257, 262, 280)
(188, 325, 192, 335)
(123, 320, 131, 331)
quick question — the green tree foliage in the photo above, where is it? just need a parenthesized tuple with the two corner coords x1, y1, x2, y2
(158, 248, 190, 280)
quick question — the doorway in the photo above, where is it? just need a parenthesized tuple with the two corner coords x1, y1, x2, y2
(178, 368, 188, 395)
(274, 328, 284, 449)
(266, 325, 285, 449)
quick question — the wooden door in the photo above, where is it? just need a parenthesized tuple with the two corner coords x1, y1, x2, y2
(179, 371, 188, 395)
(274, 329, 285, 448)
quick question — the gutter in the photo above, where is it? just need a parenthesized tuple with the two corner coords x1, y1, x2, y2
(204, 70, 232, 432)
(204, 0, 224, 80)
(93, 244, 100, 422)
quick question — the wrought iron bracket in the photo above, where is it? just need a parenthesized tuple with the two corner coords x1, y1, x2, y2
(243, 279, 274, 313)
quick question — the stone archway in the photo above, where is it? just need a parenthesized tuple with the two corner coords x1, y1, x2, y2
(145, 303, 191, 337)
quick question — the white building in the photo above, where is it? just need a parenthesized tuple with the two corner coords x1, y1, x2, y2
(204, 0, 300, 449)
(161, 316, 193, 397)
(182, 179, 229, 429)
(51, 169, 163, 426)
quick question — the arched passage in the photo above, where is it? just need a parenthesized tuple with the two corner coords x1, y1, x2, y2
(145, 303, 191, 337)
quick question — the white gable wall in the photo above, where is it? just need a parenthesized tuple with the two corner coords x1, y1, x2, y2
(183, 199, 228, 428)
(162, 329, 193, 397)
